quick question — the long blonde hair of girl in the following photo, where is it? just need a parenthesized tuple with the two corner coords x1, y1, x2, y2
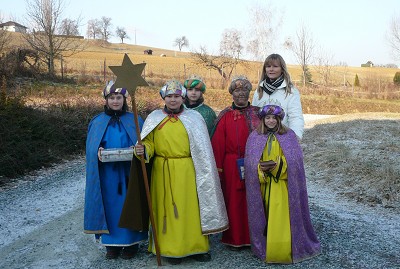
(256, 53, 293, 99)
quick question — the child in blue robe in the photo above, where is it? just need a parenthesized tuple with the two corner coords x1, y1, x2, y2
(84, 82, 147, 259)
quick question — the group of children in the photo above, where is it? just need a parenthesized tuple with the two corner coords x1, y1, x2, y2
(84, 53, 321, 265)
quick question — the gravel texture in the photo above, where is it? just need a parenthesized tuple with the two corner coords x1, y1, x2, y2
(0, 115, 399, 269)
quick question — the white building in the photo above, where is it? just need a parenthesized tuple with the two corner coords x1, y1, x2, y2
(0, 21, 28, 33)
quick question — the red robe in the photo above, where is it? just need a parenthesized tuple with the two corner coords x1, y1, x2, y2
(211, 104, 260, 246)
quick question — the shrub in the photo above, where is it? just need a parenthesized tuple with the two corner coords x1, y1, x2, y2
(394, 72, 400, 86)
(0, 101, 101, 180)
(354, 74, 360, 87)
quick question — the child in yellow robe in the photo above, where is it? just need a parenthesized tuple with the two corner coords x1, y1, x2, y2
(245, 104, 320, 263)
(133, 80, 228, 265)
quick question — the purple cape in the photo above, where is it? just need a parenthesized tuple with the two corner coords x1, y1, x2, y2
(244, 129, 321, 263)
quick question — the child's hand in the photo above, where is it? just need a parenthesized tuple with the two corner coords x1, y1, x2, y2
(97, 147, 104, 161)
(259, 160, 276, 172)
(135, 144, 145, 156)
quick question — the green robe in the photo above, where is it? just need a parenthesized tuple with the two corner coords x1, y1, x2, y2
(186, 103, 216, 136)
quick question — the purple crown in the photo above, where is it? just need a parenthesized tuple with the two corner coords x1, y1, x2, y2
(258, 105, 285, 120)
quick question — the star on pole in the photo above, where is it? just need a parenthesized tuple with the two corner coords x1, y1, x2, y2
(108, 53, 148, 95)
(108, 53, 162, 266)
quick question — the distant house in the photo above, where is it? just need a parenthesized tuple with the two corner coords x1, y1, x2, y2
(361, 61, 374, 67)
(0, 21, 28, 33)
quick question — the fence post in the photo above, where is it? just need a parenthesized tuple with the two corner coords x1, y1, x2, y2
(103, 58, 106, 82)
(60, 55, 64, 80)
(379, 78, 381, 92)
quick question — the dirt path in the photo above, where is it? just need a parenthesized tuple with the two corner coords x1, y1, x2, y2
(0, 115, 399, 269)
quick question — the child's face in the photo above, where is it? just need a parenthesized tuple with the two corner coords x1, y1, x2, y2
(264, 115, 278, 129)
(265, 60, 282, 80)
(106, 93, 124, 111)
(165, 94, 184, 111)
(186, 88, 202, 104)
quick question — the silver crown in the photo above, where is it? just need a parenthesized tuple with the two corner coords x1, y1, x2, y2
(231, 75, 249, 82)
(266, 99, 282, 107)
(187, 74, 203, 81)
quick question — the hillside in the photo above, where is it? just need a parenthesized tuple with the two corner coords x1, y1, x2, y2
(6, 31, 400, 91)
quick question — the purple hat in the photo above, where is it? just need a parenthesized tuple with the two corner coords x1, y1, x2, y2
(258, 105, 285, 120)
(103, 81, 129, 99)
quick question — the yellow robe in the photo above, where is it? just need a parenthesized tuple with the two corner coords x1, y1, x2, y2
(258, 134, 292, 263)
(142, 117, 209, 258)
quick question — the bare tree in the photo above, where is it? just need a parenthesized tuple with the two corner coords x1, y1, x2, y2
(246, 1, 283, 61)
(284, 24, 315, 86)
(173, 36, 189, 51)
(24, 0, 85, 77)
(59, 18, 79, 36)
(337, 62, 351, 88)
(388, 14, 400, 61)
(0, 30, 11, 54)
(190, 46, 232, 82)
(220, 29, 243, 59)
(191, 29, 247, 85)
(86, 19, 101, 39)
(314, 48, 334, 86)
(99, 16, 112, 42)
(115, 27, 129, 43)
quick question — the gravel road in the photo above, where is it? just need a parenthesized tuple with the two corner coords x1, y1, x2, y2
(0, 115, 399, 269)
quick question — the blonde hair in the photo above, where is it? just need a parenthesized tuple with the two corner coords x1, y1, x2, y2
(256, 54, 293, 99)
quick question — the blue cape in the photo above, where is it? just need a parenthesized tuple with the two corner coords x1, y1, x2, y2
(84, 112, 143, 234)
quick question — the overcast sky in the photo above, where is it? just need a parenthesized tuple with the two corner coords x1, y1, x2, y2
(2, 0, 399, 67)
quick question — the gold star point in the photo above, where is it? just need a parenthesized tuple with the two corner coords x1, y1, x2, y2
(109, 53, 148, 95)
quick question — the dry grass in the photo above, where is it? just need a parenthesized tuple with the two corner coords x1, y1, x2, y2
(6, 31, 400, 98)
(7, 31, 399, 82)
(302, 113, 400, 211)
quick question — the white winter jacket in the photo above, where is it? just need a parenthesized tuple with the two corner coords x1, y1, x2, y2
(251, 80, 305, 139)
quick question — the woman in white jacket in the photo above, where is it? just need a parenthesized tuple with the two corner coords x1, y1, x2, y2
(252, 54, 304, 139)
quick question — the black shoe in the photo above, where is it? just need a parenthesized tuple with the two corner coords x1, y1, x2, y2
(192, 253, 211, 262)
(105, 246, 122, 259)
(166, 257, 183, 265)
(121, 245, 139, 259)
(227, 246, 240, 251)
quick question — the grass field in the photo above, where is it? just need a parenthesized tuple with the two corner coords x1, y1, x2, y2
(6, 31, 400, 98)
(5, 32, 400, 111)
(64, 41, 397, 79)
(60, 40, 400, 102)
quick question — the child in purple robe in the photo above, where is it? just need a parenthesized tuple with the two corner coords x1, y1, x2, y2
(244, 104, 320, 263)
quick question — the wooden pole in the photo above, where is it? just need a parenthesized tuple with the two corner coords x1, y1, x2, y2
(103, 59, 106, 82)
(131, 96, 162, 266)
(60, 55, 64, 80)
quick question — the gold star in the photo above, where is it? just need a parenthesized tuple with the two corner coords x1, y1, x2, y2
(109, 53, 148, 95)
